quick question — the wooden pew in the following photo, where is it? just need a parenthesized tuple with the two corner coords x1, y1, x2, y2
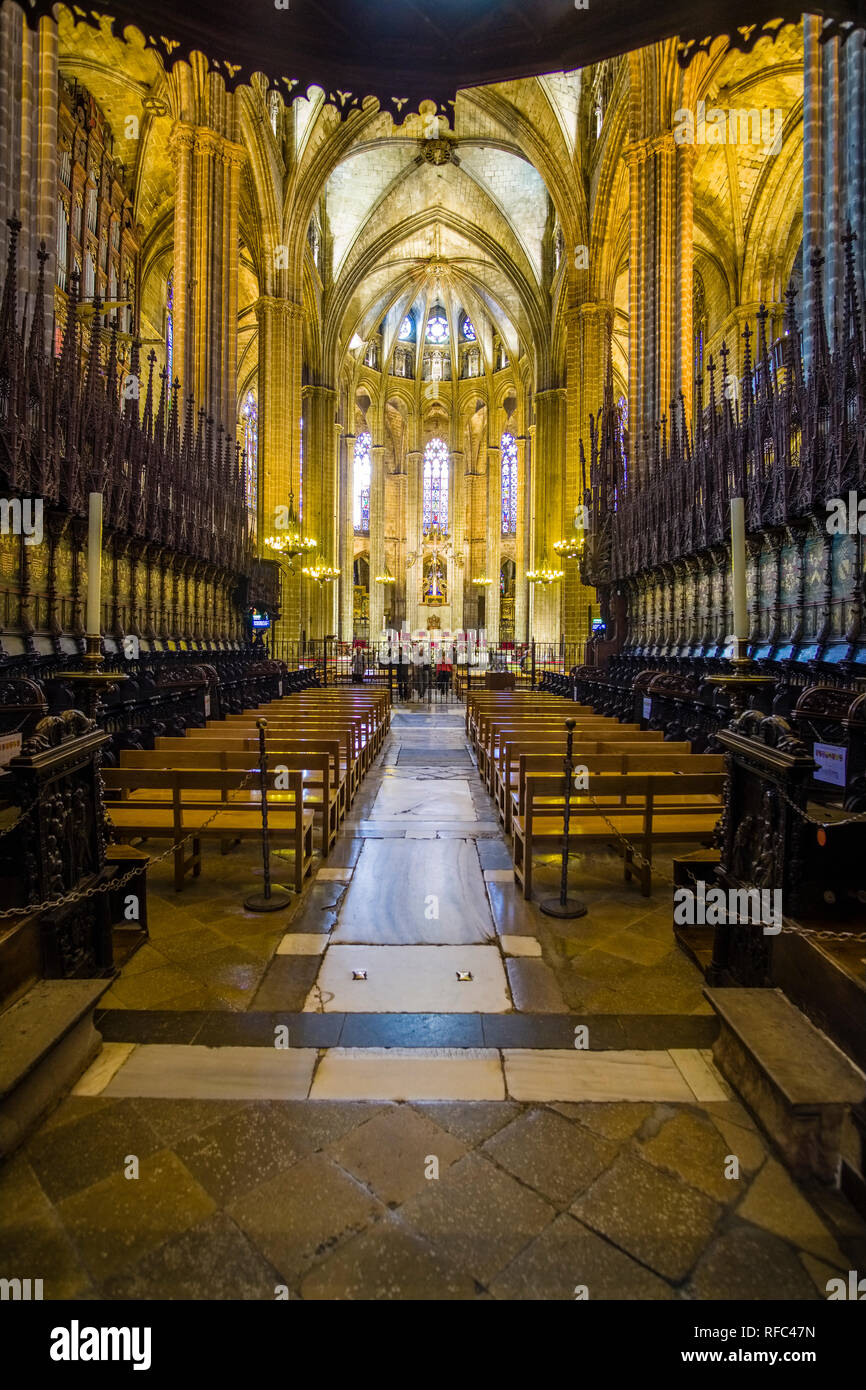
(479, 716, 642, 790)
(156, 734, 350, 817)
(511, 768, 724, 899)
(120, 747, 340, 858)
(496, 738, 692, 831)
(102, 768, 315, 893)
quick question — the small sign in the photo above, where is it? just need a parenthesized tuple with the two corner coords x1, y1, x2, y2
(642, 697, 652, 720)
(251, 609, 271, 631)
(814, 742, 847, 788)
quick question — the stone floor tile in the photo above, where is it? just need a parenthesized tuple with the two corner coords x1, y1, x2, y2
(252, 956, 322, 1010)
(72, 1043, 137, 1097)
(483, 1107, 618, 1207)
(102, 1212, 282, 1300)
(736, 1159, 850, 1266)
(687, 1225, 821, 1300)
(489, 1212, 674, 1301)
(506, 958, 568, 1012)
(56, 1150, 217, 1283)
(0, 1154, 96, 1297)
(102, 1044, 316, 1102)
(550, 1101, 654, 1141)
(327, 1105, 466, 1206)
(311, 1048, 506, 1101)
(504, 1049, 696, 1102)
(276, 934, 328, 955)
(572, 1150, 722, 1282)
(300, 1212, 478, 1300)
(227, 1152, 385, 1285)
(398, 1150, 555, 1285)
(409, 1101, 522, 1147)
(639, 1109, 741, 1203)
(25, 1096, 164, 1204)
(307, 945, 510, 1012)
(668, 1048, 730, 1102)
(500, 934, 542, 956)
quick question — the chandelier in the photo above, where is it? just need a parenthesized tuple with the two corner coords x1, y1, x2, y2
(553, 535, 584, 560)
(375, 564, 396, 585)
(527, 555, 564, 585)
(302, 561, 340, 584)
(473, 575, 492, 586)
(264, 490, 317, 561)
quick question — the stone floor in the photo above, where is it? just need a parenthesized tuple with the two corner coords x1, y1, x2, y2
(3, 697, 866, 1299)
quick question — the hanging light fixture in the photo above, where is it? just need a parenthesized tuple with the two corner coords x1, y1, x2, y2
(553, 535, 584, 560)
(264, 499, 317, 561)
(375, 564, 396, 585)
(302, 561, 340, 584)
(527, 555, 564, 585)
(473, 575, 492, 586)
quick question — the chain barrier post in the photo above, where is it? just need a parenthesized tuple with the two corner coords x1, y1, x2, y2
(244, 718, 292, 912)
(541, 717, 588, 919)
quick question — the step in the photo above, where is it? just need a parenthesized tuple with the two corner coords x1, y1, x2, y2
(705, 986, 866, 1184)
(0, 978, 112, 1160)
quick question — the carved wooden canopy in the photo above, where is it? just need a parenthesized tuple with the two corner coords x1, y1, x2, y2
(6, 0, 865, 121)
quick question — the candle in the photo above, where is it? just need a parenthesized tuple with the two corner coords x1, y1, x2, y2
(730, 497, 748, 654)
(86, 492, 103, 636)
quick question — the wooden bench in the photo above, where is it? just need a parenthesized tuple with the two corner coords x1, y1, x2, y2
(512, 768, 724, 899)
(102, 768, 315, 893)
(481, 717, 642, 791)
(120, 747, 341, 858)
(158, 731, 354, 812)
(497, 739, 694, 831)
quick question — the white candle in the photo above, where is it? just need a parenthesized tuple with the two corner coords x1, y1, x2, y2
(86, 492, 103, 636)
(730, 497, 748, 653)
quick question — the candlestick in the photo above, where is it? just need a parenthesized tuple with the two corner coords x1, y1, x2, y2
(86, 492, 103, 638)
(730, 497, 748, 659)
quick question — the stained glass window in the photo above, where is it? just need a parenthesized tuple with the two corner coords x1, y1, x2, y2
(615, 394, 628, 507)
(354, 431, 372, 533)
(462, 315, 476, 341)
(399, 314, 415, 341)
(426, 310, 448, 344)
(423, 437, 449, 535)
(166, 270, 174, 385)
(242, 390, 258, 535)
(501, 431, 518, 535)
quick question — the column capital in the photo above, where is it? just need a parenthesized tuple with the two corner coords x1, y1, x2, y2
(255, 295, 304, 324)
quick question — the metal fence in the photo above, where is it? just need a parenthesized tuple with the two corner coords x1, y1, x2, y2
(268, 638, 584, 697)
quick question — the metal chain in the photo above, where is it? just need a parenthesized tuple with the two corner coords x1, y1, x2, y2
(579, 791, 866, 944)
(0, 763, 260, 920)
(0, 802, 33, 840)
(774, 783, 866, 829)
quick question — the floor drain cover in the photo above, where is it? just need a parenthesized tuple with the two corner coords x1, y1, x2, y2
(456, 971, 473, 982)
(352, 970, 368, 981)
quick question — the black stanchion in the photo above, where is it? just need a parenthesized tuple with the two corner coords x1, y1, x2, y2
(540, 717, 588, 919)
(244, 718, 293, 912)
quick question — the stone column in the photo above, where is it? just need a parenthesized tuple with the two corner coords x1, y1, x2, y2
(485, 443, 501, 642)
(517, 430, 530, 642)
(255, 294, 304, 642)
(303, 385, 338, 638)
(531, 389, 567, 644)
(169, 121, 244, 431)
(0, 11, 58, 332)
(406, 449, 422, 633)
(450, 448, 466, 633)
(369, 442, 386, 637)
(339, 431, 354, 641)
